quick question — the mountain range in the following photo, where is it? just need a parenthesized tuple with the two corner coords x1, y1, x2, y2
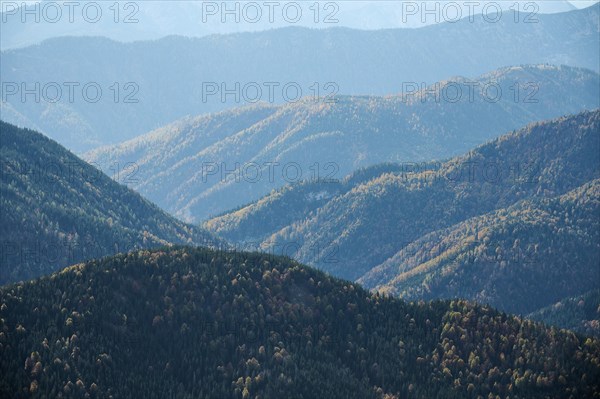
(205, 110, 600, 316)
(1, 4, 599, 152)
(85, 65, 600, 222)
(1, 2, 599, 397)
(1, 1, 585, 50)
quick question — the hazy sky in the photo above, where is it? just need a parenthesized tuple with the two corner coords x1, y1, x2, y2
(1, 0, 598, 50)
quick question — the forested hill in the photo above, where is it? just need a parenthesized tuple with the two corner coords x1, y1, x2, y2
(527, 289, 600, 338)
(0, 121, 224, 285)
(1, 247, 599, 398)
(85, 65, 600, 222)
(359, 179, 600, 315)
(206, 110, 600, 285)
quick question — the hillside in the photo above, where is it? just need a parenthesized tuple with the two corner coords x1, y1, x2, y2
(206, 163, 414, 244)
(0, 121, 223, 285)
(358, 180, 600, 315)
(1, 247, 599, 398)
(528, 289, 600, 338)
(206, 110, 600, 286)
(86, 65, 600, 222)
(2, 4, 599, 152)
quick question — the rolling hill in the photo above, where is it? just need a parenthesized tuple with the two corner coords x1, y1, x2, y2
(0, 246, 598, 398)
(86, 65, 600, 222)
(205, 163, 416, 244)
(358, 179, 600, 315)
(0, 121, 223, 285)
(2, 4, 599, 152)
(205, 110, 600, 309)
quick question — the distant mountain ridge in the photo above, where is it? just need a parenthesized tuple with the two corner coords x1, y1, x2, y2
(85, 65, 600, 222)
(0, 1, 582, 50)
(1, 3, 598, 152)
(0, 121, 224, 285)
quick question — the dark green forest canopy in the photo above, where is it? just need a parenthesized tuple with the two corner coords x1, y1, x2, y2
(1, 247, 599, 398)
(528, 289, 600, 338)
(362, 179, 600, 315)
(0, 121, 224, 285)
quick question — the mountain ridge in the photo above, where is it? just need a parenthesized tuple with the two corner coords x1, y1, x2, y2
(358, 179, 600, 315)
(204, 109, 600, 316)
(86, 65, 600, 222)
(2, 3, 598, 152)
(0, 121, 225, 285)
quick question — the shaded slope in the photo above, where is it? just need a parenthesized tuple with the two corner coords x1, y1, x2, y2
(359, 180, 600, 315)
(0, 121, 223, 285)
(527, 289, 600, 337)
